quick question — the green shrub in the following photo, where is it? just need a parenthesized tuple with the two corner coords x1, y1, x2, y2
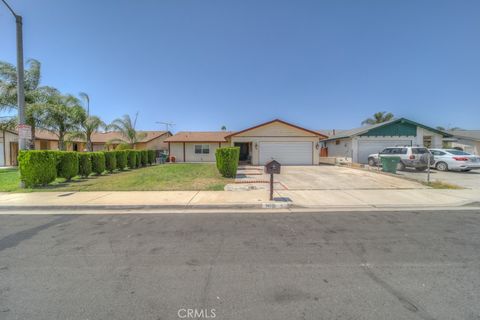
(18, 150, 57, 187)
(115, 143, 132, 151)
(135, 151, 142, 168)
(147, 150, 156, 165)
(78, 153, 92, 177)
(55, 151, 79, 180)
(141, 150, 148, 167)
(91, 152, 106, 175)
(215, 147, 240, 178)
(126, 150, 137, 169)
(103, 151, 117, 173)
(115, 150, 127, 170)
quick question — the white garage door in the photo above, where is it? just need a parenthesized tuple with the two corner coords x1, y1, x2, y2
(259, 142, 313, 165)
(0, 142, 4, 166)
(357, 139, 412, 164)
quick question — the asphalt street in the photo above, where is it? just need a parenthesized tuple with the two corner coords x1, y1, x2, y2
(0, 210, 479, 320)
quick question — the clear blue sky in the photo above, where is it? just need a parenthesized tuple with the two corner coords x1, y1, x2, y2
(1, 0, 479, 132)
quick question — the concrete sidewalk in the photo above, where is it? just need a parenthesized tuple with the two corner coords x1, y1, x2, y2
(0, 188, 479, 211)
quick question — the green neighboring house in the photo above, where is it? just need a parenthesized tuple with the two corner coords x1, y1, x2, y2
(320, 118, 452, 164)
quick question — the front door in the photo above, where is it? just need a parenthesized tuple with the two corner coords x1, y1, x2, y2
(10, 142, 18, 166)
(234, 143, 250, 162)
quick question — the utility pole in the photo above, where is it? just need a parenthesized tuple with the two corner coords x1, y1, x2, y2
(1, 0, 27, 151)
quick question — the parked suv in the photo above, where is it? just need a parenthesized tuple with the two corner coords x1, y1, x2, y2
(368, 147, 434, 171)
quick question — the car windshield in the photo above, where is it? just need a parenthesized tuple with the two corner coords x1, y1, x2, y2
(447, 150, 471, 155)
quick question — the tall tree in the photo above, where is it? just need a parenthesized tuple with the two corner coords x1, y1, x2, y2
(40, 93, 87, 150)
(361, 112, 394, 125)
(0, 59, 53, 148)
(107, 113, 146, 148)
(221, 125, 227, 131)
(67, 115, 106, 152)
(78, 92, 90, 116)
(0, 116, 17, 132)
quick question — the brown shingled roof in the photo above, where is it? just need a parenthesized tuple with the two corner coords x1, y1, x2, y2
(90, 131, 169, 143)
(164, 131, 233, 143)
(9, 129, 169, 143)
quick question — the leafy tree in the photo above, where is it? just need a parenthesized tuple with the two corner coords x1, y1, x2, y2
(0, 59, 54, 148)
(107, 113, 146, 148)
(0, 116, 17, 132)
(221, 125, 227, 131)
(40, 93, 87, 150)
(361, 112, 394, 125)
(68, 115, 106, 152)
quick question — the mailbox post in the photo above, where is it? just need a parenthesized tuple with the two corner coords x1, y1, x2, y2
(264, 160, 281, 201)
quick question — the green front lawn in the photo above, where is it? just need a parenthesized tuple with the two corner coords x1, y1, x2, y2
(0, 164, 232, 192)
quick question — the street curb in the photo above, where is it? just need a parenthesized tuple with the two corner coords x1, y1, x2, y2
(0, 202, 293, 211)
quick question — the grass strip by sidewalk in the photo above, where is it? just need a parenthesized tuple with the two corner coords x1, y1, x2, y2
(0, 163, 232, 192)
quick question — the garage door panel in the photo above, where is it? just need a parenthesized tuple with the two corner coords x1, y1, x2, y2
(357, 140, 412, 164)
(259, 142, 313, 165)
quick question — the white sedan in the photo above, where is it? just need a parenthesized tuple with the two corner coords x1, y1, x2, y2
(429, 149, 480, 171)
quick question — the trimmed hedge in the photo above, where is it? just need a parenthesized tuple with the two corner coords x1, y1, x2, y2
(18, 150, 57, 187)
(78, 153, 92, 177)
(215, 147, 240, 178)
(115, 150, 127, 171)
(141, 150, 148, 167)
(55, 151, 79, 180)
(104, 151, 117, 173)
(126, 150, 137, 169)
(91, 152, 106, 175)
(135, 151, 142, 168)
(147, 150, 156, 165)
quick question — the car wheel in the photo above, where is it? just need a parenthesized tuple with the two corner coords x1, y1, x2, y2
(397, 161, 406, 171)
(368, 158, 376, 166)
(462, 169, 471, 172)
(436, 162, 448, 171)
(415, 167, 427, 171)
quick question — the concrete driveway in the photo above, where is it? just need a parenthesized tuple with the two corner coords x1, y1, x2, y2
(397, 169, 480, 189)
(234, 165, 425, 190)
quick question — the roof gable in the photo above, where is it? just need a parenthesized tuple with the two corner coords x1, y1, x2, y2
(321, 118, 452, 141)
(227, 119, 327, 138)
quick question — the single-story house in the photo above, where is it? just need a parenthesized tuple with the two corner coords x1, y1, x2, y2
(0, 129, 171, 167)
(90, 131, 171, 151)
(320, 118, 452, 164)
(443, 130, 480, 155)
(165, 119, 328, 165)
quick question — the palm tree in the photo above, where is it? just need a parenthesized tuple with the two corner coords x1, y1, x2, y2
(107, 113, 146, 148)
(40, 93, 87, 150)
(0, 116, 17, 132)
(68, 115, 106, 152)
(0, 59, 52, 148)
(361, 112, 394, 125)
(79, 92, 90, 116)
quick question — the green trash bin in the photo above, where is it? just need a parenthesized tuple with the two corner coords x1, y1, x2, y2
(381, 156, 401, 174)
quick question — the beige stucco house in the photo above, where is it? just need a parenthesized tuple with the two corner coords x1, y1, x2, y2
(164, 119, 328, 165)
(1, 129, 171, 167)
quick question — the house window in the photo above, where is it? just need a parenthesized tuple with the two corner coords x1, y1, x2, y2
(195, 144, 210, 154)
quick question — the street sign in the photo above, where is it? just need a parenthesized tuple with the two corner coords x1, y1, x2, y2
(18, 124, 31, 140)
